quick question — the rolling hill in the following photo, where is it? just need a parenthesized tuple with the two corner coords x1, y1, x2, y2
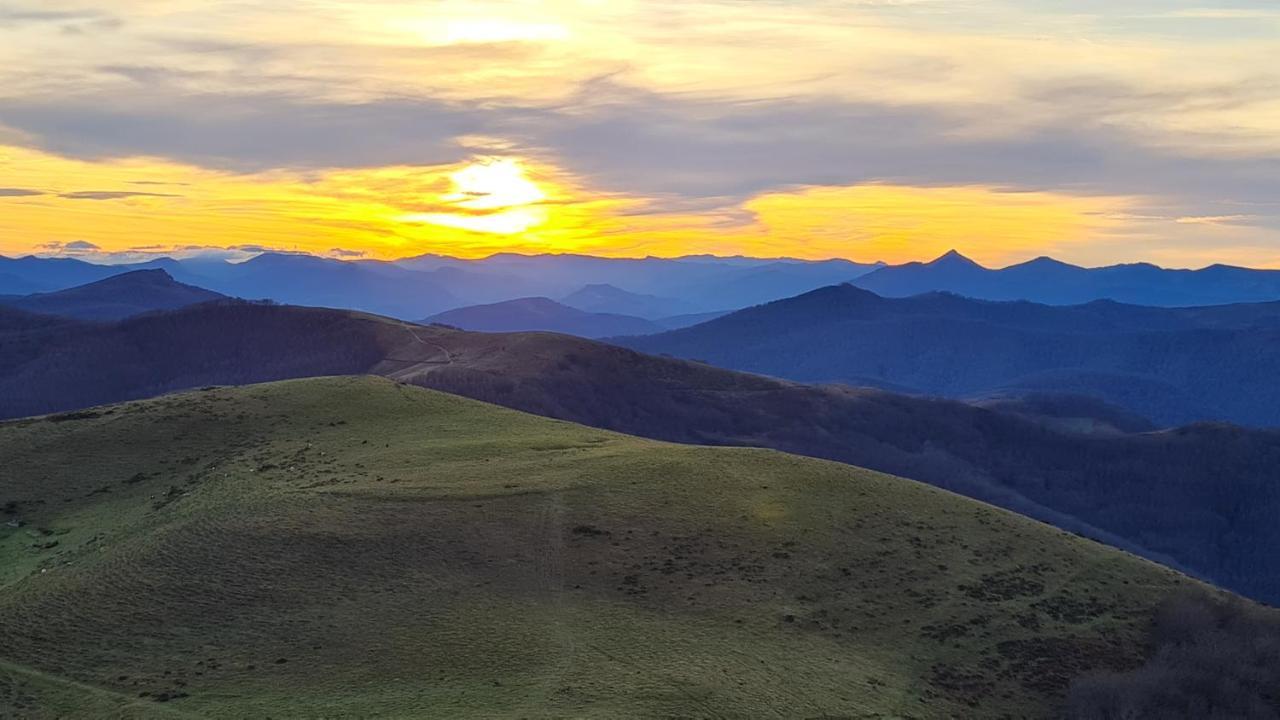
(425, 297, 664, 338)
(853, 250, 1280, 306)
(2, 301, 1279, 605)
(0, 376, 1210, 717)
(0, 270, 226, 321)
(620, 284, 1280, 427)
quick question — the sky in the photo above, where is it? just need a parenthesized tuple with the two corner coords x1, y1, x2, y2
(1, 0, 1279, 268)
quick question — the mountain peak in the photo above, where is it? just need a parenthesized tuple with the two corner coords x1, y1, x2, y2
(926, 250, 982, 268)
(75, 268, 176, 288)
(1012, 256, 1079, 271)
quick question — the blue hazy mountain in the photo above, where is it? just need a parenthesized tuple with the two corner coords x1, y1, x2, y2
(425, 297, 664, 338)
(853, 250, 1280, 306)
(620, 284, 1280, 427)
(0, 255, 186, 295)
(560, 284, 699, 319)
(397, 252, 883, 310)
(9, 250, 1280, 323)
(183, 253, 461, 319)
(654, 310, 731, 329)
(0, 269, 226, 321)
(1, 252, 883, 319)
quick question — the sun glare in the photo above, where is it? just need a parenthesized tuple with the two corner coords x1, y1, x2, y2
(401, 158, 550, 235)
(446, 158, 546, 210)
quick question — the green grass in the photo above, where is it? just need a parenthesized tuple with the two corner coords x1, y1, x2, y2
(0, 376, 1196, 718)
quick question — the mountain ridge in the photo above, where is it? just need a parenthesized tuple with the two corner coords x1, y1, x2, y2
(853, 251, 1280, 306)
(0, 269, 226, 321)
(620, 284, 1280, 427)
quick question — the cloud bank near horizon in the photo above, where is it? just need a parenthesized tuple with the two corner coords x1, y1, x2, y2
(1, 0, 1278, 268)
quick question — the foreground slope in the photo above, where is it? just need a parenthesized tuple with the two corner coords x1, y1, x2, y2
(1, 377, 1195, 718)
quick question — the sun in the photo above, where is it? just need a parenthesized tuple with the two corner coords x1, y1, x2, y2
(402, 158, 549, 235)
(445, 158, 547, 210)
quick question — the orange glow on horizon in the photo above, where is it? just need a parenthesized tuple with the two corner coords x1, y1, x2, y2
(1, 144, 1272, 269)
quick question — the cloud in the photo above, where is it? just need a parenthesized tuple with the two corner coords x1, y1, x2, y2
(1, 0, 1278, 267)
(327, 248, 367, 258)
(58, 190, 180, 200)
(0, 92, 506, 172)
(36, 240, 101, 256)
(0, 187, 43, 197)
(1175, 215, 1258, 226)
(0, 6, 120, 33)
(509, 83, 1280, 222)
(28, 242, 272, 265)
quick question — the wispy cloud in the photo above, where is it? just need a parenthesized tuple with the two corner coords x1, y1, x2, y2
(1175, 214, 1258, 225)
(58, 190, 181, 201)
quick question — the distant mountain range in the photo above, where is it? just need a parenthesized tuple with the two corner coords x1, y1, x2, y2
(397, 252, 884, 309)
(424, 297, 666, 338)
(4, 299, 1280, 604)
(0, 255, 185, 295)
(620, 283, 1280, 428)
(6, 250, 1280, 323)
(0, 252, 884, 320)
(852, 250, 1280, 306)
(0, 269, 224, 321)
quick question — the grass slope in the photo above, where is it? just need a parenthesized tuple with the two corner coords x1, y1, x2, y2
(0, 377, 1197, 718)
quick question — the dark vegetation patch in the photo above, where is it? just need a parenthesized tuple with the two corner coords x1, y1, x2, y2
(960, 566, 1047, 602)
(928, 663, 996, 708)
(1066, 591, 1280, 719)
(1033, 593, 1114, 624)
(997, 636, 1128, 696)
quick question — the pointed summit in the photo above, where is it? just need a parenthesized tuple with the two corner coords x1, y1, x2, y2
(927, 249, 982, 268)
(1012, 256, 1079, 271)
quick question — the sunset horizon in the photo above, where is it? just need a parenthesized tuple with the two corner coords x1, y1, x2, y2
(4, 1, 1279, 269)
(4, 3, 1280, 717)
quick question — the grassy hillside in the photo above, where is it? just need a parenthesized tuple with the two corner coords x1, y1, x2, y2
(402, 326, 1280, 604)
(5, 301, 1279, 605)
(0, 377, 1198, 718)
